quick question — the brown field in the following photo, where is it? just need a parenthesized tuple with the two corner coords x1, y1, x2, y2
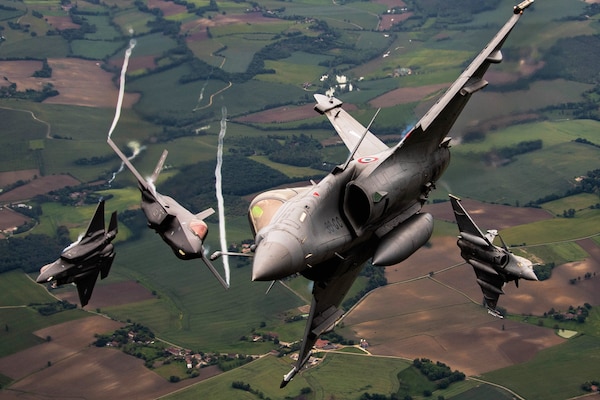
(148, 0, 187, 17)
(0, 174, 80, 202)
(43, 58, 140, 108)
(107, 54, 158, 72)
(0, 61, 46, 91)
(182, 12, 283, 42)
(54, 280, 156, 309)
(0, 169, 40, 188)
(0, 59, 139, 108)
(370, 83, 451, 108)
(45, 15, 80, 30)
(0, 315, 221, 399)
(379, 13, 413, 31)
(0, 208, 30, 231)
(341, 201, 600, 375)
(422, 198, 553, 230)
(0, 316, 125, 381)
(236, 102, 358, 124)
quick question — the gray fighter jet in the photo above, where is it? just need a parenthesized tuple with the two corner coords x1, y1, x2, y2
(107, 138, 228, 289)
(449, 194, 538, 318)
(36, 200, 117, 307)
(247, 1, 534, 387)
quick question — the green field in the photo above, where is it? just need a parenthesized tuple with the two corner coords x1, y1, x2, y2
(100, 229, 306, 352)
(162, 353, 412, 400)
(0, 271, 87, 357)
(482, 335, 600, 400)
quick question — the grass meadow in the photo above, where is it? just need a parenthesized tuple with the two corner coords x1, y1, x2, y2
(482, 335, 600, 400)
(0, 271, 87, 357)
(162, 353, 412, 400)
(0, 106, 48, 172)
(71, 39, 125, 60)
(101, 229, 306, 352)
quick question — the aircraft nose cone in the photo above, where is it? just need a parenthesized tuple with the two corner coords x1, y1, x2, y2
(252, 231, 303, 281)
(36, 262, 57, 283)
(522, 266, 538, 281)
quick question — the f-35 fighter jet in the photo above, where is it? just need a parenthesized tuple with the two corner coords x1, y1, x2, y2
(450, 194, 538, 317)
(36, 200, 117, 307)
(107, 138, 228, 289)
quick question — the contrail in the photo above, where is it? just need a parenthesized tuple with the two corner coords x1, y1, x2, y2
(215, 106, 230, 285)
(108, 141, 145, 185)
(193, 65, 214, 112)
(106, 37, 138, 186)
(108, 38, 136, 138)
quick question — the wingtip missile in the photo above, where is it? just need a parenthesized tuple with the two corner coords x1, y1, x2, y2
(280, 366, 298, 388)
(514, 0, 534, 14)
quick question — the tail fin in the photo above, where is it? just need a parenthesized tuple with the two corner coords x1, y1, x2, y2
(108, 210, 118, 236)
(196, 208, 215, 220)
(150, 149, 168, 184)
(449, 194, 491, 246)
(84, 200, 106, 238)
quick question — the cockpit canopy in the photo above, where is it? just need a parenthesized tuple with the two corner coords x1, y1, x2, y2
(248, 187, 311, 236)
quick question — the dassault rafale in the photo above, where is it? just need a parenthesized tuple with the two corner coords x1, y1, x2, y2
(246, 1, 534, 387)
(36, 200, 117, 307)
(107, 137, 228, 289)
(450, 194, 538, 318)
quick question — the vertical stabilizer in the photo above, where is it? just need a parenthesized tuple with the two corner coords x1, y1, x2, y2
(84, 200, 106, 238)
(108, 210, 118, 236)
(449, 195, 491, 246)
(151, 149, 168, 183)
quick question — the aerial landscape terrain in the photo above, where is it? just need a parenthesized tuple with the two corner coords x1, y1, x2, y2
(1, 0, 600, 398)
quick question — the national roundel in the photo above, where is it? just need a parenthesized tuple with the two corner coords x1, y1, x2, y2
(357, 156, 378, 164)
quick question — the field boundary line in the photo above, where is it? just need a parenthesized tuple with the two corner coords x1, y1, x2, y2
(468, 376, 526, 400)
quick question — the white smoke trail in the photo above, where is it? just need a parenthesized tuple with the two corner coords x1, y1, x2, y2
(193, 66, 214, 112)
(108, 141, 146, 185)
(215, 106, 230, 285)
(108, 38, 136, 138)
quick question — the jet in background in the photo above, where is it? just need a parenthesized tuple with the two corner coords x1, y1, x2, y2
(246, 1, 534, 387)
(450, 194, 538, 318)
(36, 200, 117, 307)
(107, 137, 228, 289)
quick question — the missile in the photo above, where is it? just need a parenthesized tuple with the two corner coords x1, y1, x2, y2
(514, 0, 534, 14)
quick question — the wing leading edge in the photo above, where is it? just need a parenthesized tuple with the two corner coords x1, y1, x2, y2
(280, 255, 366, 388)
(396, 1, 534, 154)
(314, 94, 388, 159)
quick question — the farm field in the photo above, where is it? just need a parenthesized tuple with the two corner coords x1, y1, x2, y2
(1, 0, 600, 398)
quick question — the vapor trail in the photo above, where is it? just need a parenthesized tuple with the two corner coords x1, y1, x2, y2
(108, 38, 136, 138)
(215, 106, 230, 285)
(108, 141, 145, 185)
(193, 65, 214, 112)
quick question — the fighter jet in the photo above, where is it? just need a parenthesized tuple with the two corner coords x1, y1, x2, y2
(449, 194, 538, 318)
(247, 1, 534, 387)
(107, 137, 228, 289)
(36, 200, 117, 307)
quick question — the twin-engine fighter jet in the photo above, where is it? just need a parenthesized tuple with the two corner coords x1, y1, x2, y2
(107, 138, 228, 289)
(450, 194, 538, 318)
(248, 1, 534, 387)
(36, 200, 117, 307)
